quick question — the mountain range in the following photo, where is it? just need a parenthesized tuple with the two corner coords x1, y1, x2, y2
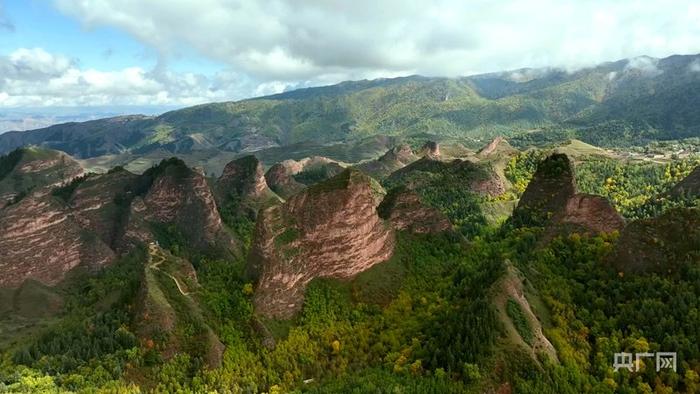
(1, 53, 699, 172)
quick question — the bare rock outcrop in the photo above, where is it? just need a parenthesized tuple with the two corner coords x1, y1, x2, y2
(1, 156, 239, 289)
(512, 153, 577, 226)
(0, 191, 114, 287)
(264, 156, 344, 199)
(264, 163, 306, 199)
(217, 155, 271, 201)
(70, 169, 138, 248)
(251, 169, 395, 319)
(378, 187, 452, 234)
(141, 161, 235, 252)
(513, 153, 625, 240)
(356, 144, 417, 179)
(543, 194, 625, 241)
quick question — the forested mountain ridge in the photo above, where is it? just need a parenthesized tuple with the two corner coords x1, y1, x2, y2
(2, 53, 699, 161)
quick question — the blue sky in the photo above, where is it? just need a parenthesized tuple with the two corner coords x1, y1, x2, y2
(0, 0, 699, 115)
(0, 1, 227, 75)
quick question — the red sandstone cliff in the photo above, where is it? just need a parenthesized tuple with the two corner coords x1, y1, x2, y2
(251, 169, 395, 318)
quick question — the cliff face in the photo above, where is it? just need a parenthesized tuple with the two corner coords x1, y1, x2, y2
(0, 191, 115, 287)
(513, 154, 577, 226)
(141, 163, 235, 252)
(217, 155, 270, 200)
(264, 163, 306, 199)
(378, 187, 452, 234)
(70, 170, 138, 248)
(543, 194, 625, 241)
(514, 153, 625, 239)
(419, 141, 440, 158)
(215, 155, 280, 219)
(251, 169, 395, 318)
(0, 157, 238, 289)
(356, 144, 417, 179)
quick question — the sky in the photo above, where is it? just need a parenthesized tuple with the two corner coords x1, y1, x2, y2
(0, 0, 700, 112)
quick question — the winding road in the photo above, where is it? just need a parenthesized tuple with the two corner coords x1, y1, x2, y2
(147, 242, 194, 296)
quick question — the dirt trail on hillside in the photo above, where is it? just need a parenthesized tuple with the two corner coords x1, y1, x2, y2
(147, 243, 193, 296)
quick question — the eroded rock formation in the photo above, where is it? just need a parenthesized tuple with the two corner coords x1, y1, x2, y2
(477, 136, 517, 158)
(544, 194, 625, 239)
(513, 153, 625, 240)
(140, 163, 235, 252)
(512, 153, 577, 226)
(217, 155, 270, 201)
(0, 191, 115, 287)
(0, 155, 238, 288)
(251, 169, 395, 318)
(356, 144, 417, 179)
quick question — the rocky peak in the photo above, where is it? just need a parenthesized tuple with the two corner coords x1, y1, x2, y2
(250, 168, 395, 319)
(382, 144, 416, 165)
(139, 159, 235, 253)
(217, 155, 270, 200)
(512, 153, 576, 226)
(0, 190, 114, 288)
(69, 169, 139, 248)
(264, 156, 344, 199)
(513, 153, 625, 239)
(0, 156, 239, 289)
(355, 144, 417, 180)
(264, 163, 305, 199)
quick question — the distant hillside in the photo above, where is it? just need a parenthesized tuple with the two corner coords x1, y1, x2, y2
(1, 54, 699, 160)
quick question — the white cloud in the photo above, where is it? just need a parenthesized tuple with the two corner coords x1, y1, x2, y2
(53, 0, 700, 83)
(624, 56, 663, 77)
(0, 48, 260, 107)
(4, 1, 700, 107)
(690, 59, 700, 72)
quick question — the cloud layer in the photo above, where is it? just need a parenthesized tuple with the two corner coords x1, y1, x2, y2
(54, 0, 700, 79)
(3, 1, 700, 107)
(0, 48, 262, 107)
